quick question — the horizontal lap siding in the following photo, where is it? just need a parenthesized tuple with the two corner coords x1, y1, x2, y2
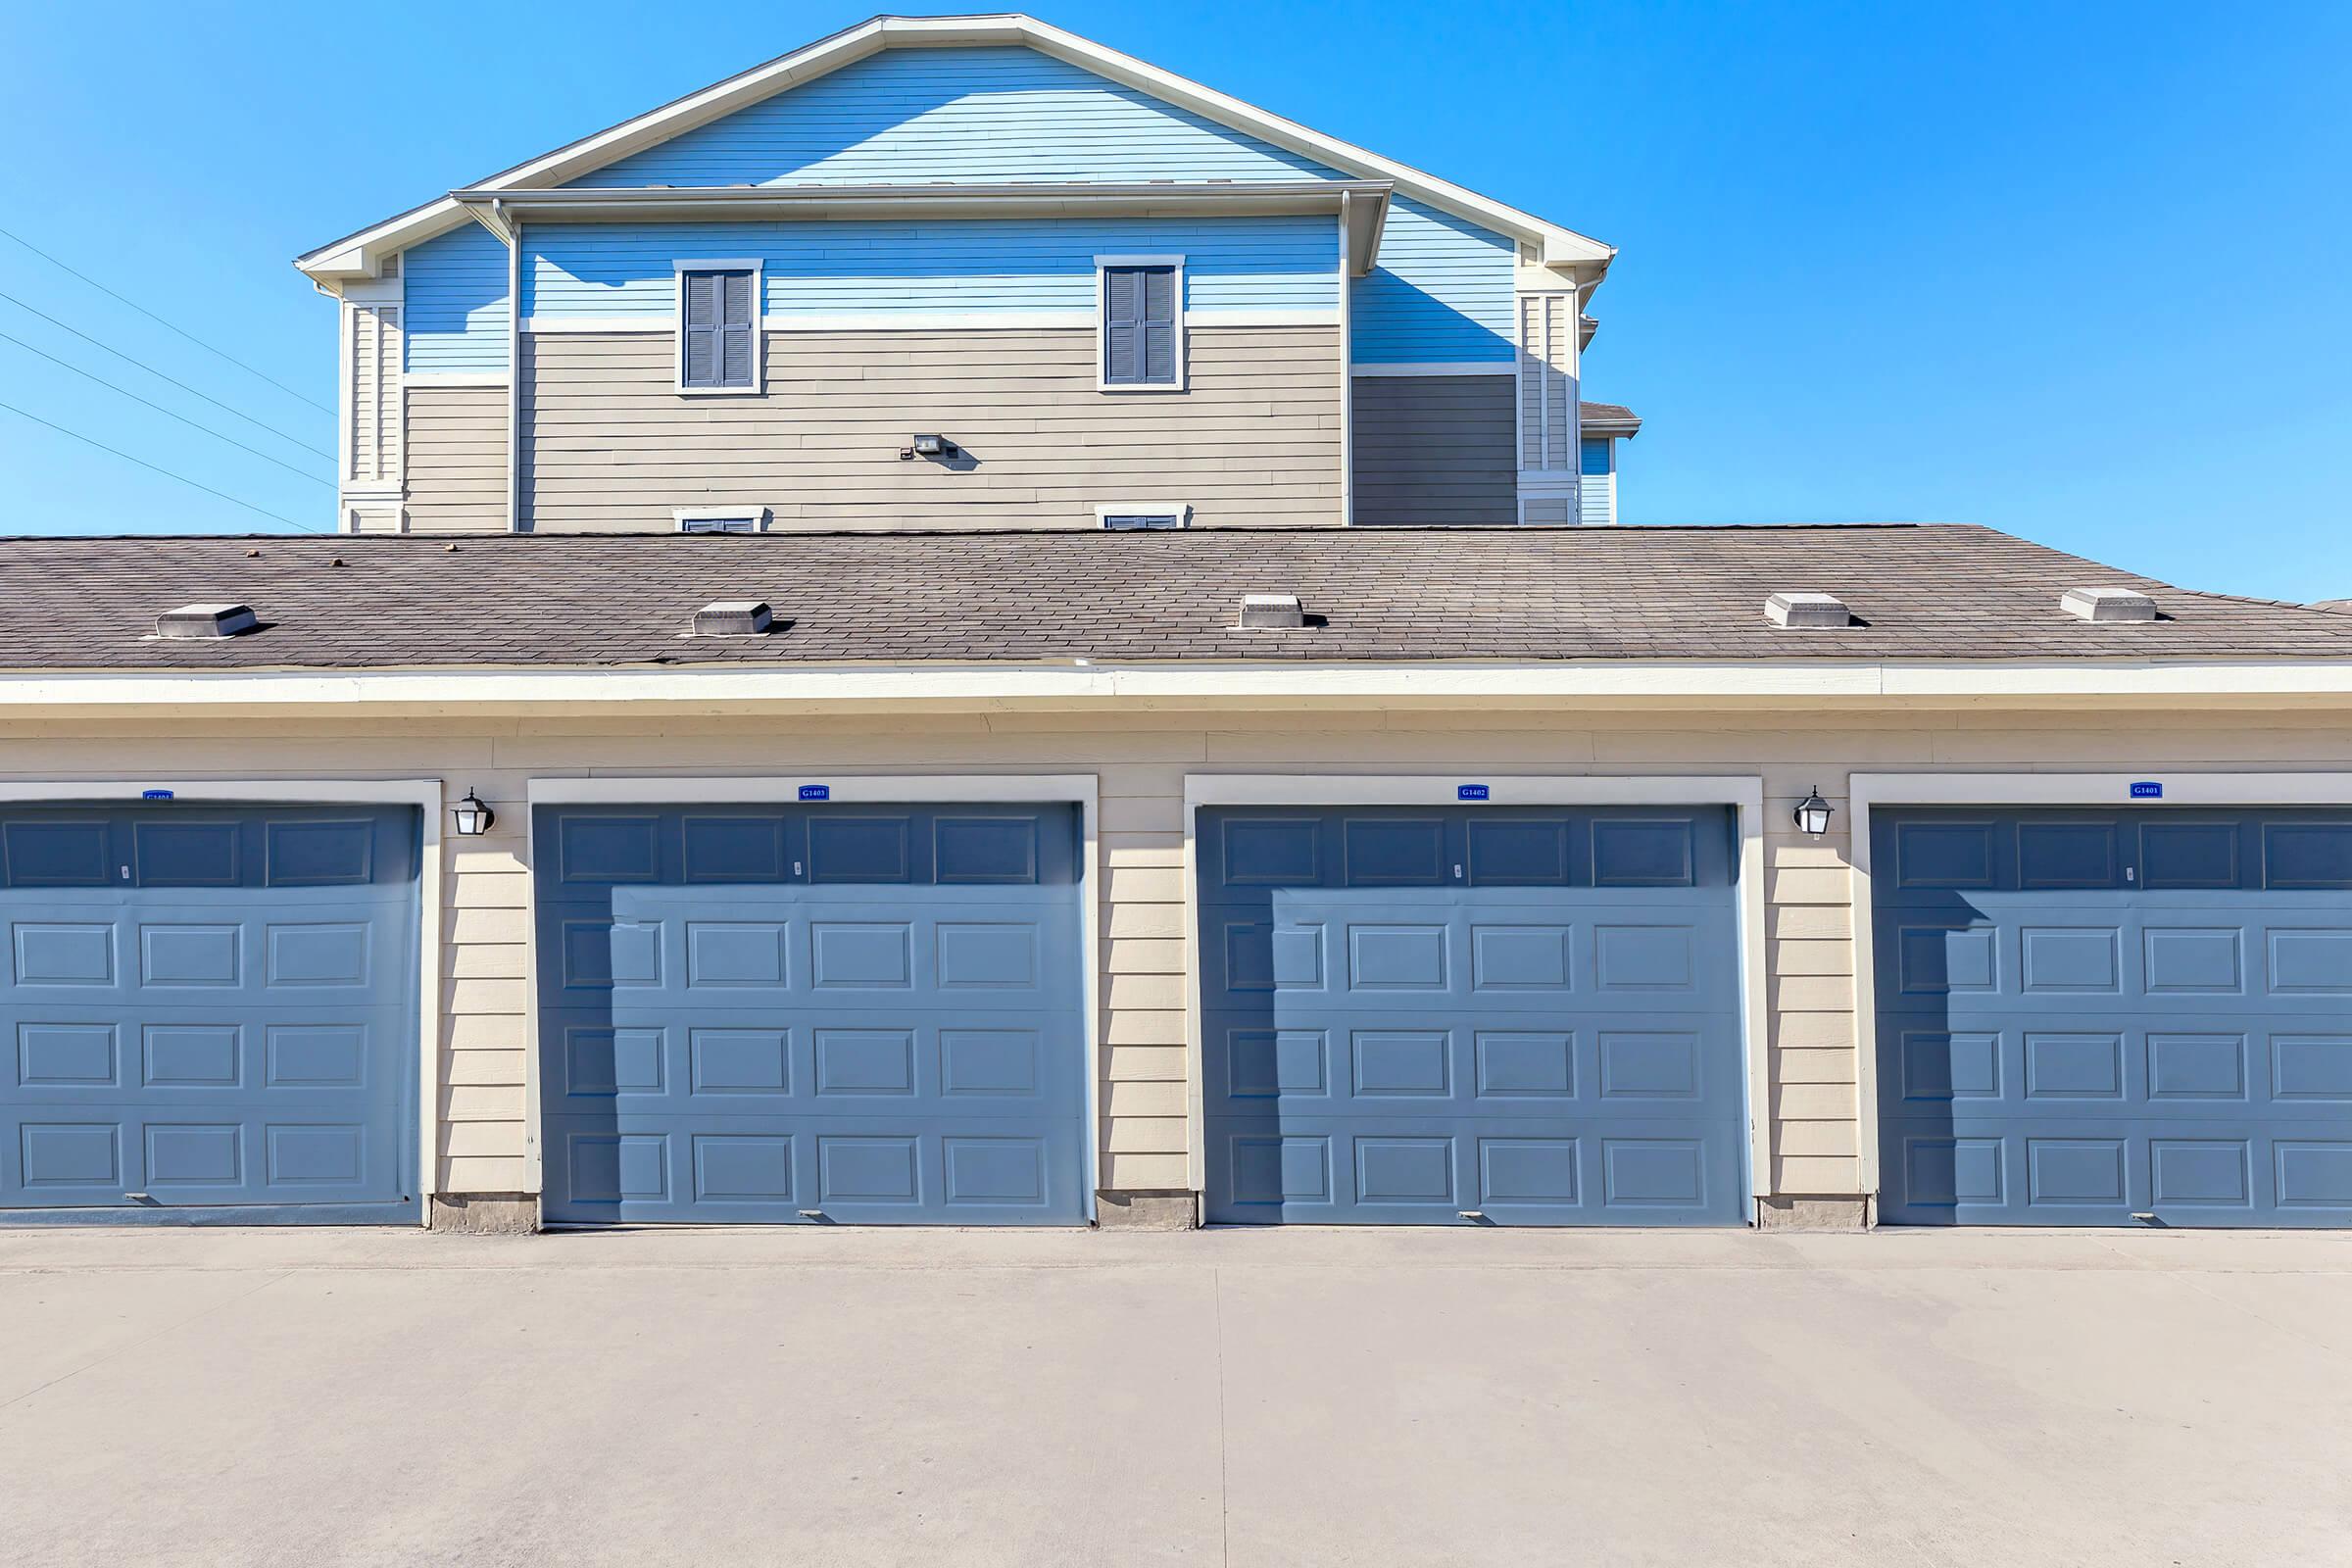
(404, 225, 511, 374)
(1349, 196, 1517, 366)
(521, 325, 1341, 530)
(404, 387, 508, 532)
(572, 46, 1340, 187)
(11, 711, 2343, 1205)
(525, 217, 1339, 321)
(1349, 373, 1515, 526)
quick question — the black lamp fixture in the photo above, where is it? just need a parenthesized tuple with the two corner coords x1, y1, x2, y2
(1792, 786, 1834, 838)
(451, 787, 496, 838)
(901, 433, 956, 460)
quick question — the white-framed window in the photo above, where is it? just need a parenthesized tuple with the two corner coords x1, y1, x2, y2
(1094, 502, 1192, 530)
(1095, 255, 1185, 391)
(674, 260, 762, 394)
(674, 508, 771, 534)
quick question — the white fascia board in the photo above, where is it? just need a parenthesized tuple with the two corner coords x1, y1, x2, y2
(295, 14, 1603, 282)
(4, 661, 2352, 712)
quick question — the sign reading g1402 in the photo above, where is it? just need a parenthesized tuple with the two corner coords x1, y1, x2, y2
(1457, 784, 1491, 802)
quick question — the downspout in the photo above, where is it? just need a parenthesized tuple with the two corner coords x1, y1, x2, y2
(1337, 190, 1353, 527)
(503, 200, 523, 533)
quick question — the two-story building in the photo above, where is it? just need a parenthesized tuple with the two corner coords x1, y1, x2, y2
(300, 15, 1636, 534)
(2, 15, 2348, 1241)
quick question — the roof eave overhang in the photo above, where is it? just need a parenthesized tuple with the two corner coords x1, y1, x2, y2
(1582, 416, 1642, 437)
(6, 659, 2352, 718)
(294, 13, 1610, 285)
(452, 181, 1396, 274)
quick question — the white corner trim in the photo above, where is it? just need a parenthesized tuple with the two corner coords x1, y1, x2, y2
(1094, 502, 1193, 528)
(523, 772, 1104, 1219)
(1844, 768, 2352, 1197)
(0, 778, 446, 1222)
(672, 507, 772, 531)
(1176, 773, 1772, 1208)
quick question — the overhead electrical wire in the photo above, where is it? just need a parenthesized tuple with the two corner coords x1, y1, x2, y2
(0, 399, 326, 533)
(0, 286, 333, 461)
(0, 327, 332, 489)
(0, 224, 332, 414)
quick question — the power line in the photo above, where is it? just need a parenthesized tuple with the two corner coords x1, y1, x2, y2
(0, 398, 327, 533)
(0, 287, 333, 462)
(0, 328, 332, 490)
(0, 224, 331, 414)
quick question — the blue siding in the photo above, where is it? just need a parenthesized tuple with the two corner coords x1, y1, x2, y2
(1348, 196, 1517, 365)
(403, 223, 511, 372)
(0, 806, 419, 1225)
(1199, 806, 1747, 1226)
(1874, 809, 2352, 1228)
(524, 217, 1338, 321)
(535, 803, 1089, 1226)
(574, 46, 1336, 187)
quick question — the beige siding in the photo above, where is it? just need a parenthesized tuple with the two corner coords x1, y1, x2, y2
(5, 707, 2347, 1210)
(520, 325, 1343, 532)
(404, 386, 508, 532)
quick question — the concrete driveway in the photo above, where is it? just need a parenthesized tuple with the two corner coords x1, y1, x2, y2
(2, 1226, 2347, 1566)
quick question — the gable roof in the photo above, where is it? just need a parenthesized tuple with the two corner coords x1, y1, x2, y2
(296, 13, 1612, 284)
(8, 525, 2350, 674)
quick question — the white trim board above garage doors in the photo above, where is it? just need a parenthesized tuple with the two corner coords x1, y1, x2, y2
(1847, 771, 2352, 1200)
(523, 774, 1102, 1221)
(0, 778, 445, 1223)
(1178, 774, 1771, 1211)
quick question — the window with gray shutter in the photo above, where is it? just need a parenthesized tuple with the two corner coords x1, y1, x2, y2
(681, 269, 757, 390)
(1101, 265, 1179, 387)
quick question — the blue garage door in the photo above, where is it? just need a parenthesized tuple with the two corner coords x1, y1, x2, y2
(1874, 809, 2352, 1226)
(1200, 806, 1747, 1225)
(536, 803, 1087, 1225)
(1, 805, 419, 1224)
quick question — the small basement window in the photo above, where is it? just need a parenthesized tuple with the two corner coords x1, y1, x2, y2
(1096, 503, 1192, 531)
(674, 508, 771, 534)
(676, 262, 760, 392)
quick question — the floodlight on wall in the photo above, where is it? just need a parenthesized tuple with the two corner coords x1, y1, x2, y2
(1792, 786, 1834, 838)
(451, 788, 496, 838)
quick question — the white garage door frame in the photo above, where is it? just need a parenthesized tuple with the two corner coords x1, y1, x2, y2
(524, 774, 1103, 1222)
(1848, 770, 2352, 1198)
(1180, 774, 1772, 1212)
(0, 778, 444, 1225)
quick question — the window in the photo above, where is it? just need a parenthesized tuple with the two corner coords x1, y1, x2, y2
(1095, 503, 1191, 531)
(676, 264, 759, 392)
(1098, 258, 1183, 389)
(674, 508, 770, 534)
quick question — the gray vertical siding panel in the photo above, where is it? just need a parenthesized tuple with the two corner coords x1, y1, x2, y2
(1348, 374, 1516, 527)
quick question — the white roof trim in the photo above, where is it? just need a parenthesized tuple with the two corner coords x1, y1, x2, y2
(296, 13, 1612, 281)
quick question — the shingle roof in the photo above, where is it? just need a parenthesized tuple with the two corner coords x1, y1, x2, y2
(1, 523, 2346, 672)
(1579, 401, 1640, 432)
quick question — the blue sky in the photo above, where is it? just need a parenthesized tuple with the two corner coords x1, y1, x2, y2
(2, 2, 2345, 599)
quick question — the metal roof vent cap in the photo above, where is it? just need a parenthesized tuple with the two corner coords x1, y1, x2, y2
(157, 603, 258, 640)
(693, 600, 773, 637)
(1765, 591, 1852, 629)
(2061, 587, 2157, 623)
(1238, 593, 1304, 630)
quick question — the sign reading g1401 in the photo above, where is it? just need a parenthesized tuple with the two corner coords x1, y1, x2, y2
(2130, 781, 2164, 800)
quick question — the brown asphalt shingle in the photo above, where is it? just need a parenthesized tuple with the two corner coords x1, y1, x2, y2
(0, 523, 2346, 672)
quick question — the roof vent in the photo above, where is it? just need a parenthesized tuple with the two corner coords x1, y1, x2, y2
(156, 603, 257, 640)
(1238, 593, 1304, 630)
(1765, 592, 1852, 629)
(693, 600, 772, 637)
(2061, 587, 2157, 623)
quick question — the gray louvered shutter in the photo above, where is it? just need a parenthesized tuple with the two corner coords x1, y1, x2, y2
(1141, 267, 1176, 384)
(719, 270, 756, 388)
(1102, 268, 1143, 383)
(682, 272, 719, 388)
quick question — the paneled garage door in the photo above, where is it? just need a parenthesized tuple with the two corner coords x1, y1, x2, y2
(1199, 806, 1747, 1225)
(535, 803, 1088, 1225)
(1874, 808, 2352, 1226)
(1, 805, 419, 1223)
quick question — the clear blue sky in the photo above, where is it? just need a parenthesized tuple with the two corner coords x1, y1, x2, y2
(2, 2, 2346, 598)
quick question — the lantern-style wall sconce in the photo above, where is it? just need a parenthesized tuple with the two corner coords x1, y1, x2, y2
(1792, 786, 1834, 838)
(451, 787, 496, 837)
